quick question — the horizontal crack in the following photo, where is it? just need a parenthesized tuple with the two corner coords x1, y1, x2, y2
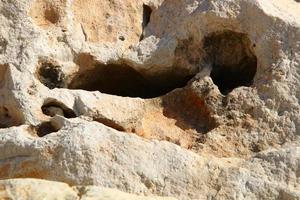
(93, 117, 126, 132)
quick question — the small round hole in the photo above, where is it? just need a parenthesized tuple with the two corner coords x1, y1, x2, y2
(119, 36, 125, 41)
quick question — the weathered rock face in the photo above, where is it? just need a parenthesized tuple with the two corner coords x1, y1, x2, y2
(0, 0, 300, 199)
(0, 179, 176, 200)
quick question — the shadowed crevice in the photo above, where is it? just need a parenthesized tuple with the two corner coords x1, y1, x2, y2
(42, 100, 77, 118)
(203, 31, 257, 95)
(140, 4, 152, 40)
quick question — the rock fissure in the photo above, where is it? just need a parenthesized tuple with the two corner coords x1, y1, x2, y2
(140, 4, 152, 40)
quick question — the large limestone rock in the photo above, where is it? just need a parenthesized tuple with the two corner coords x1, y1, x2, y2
(0, 0, 300, 199)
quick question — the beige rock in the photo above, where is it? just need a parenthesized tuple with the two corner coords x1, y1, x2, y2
(0, 0, 299, 199)
(0, 179, 77, 200)
(72, 0, 143, 45)
(80, 186, 176, 200)
(0, 179, 176, 200)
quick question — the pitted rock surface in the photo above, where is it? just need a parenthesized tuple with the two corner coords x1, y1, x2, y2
(0, 0, 300, 199)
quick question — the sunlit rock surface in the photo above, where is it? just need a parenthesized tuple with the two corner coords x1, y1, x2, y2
(0, 0, 300, 199)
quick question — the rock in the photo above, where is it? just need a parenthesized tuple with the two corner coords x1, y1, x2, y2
(0, 179, 176, 200)
(0, 117, 300, 199)
(0, 179, 78, 200)
(0, 0, 299, 199)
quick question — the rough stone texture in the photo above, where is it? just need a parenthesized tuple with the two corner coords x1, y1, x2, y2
(0, 179, 176, 200)
(0, 0, 300, 199)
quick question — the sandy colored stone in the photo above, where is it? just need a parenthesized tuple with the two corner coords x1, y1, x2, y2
(72, 0, 143, 45)
(0, 0, 299, 199)
(29, 0, 67, 28)
(0, 179, 175, 200)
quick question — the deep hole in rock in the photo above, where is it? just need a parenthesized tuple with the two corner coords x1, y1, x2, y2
(34, 121, 60, 137)
(69, 62, 194, 99)
(203, 31, 257, 95)
(140, 4, 152, 40)
(42, 101, 77, 118)
(36, 55, 195, 99)
(37, 61, 65, 89)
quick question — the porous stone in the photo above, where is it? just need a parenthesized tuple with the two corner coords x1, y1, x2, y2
(0, 179, 176, 200)
(0, 0, 300, 199)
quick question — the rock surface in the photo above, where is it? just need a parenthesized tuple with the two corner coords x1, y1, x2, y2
(0, 0, 300, 199)
(0, 179, 176, 200)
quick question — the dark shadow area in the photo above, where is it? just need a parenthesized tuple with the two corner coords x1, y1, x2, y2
(140, 4, 152, 40)
(42, 100, 77, 118)
(162, 89, 216, 134)
(37, 61, 65, 89)
(93, 117, 126, 132)
(37, 53, 195, 99)
(0, 38, 8, 54)
(0, 106, 11, 128)
(68, 63, 193, 99)
(203, 31, 257, 95)
(44, 6, 60, 24)
(0, 64, 8, 88)
(0, 106, 24, 129)
(34, 121, 60, 137)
